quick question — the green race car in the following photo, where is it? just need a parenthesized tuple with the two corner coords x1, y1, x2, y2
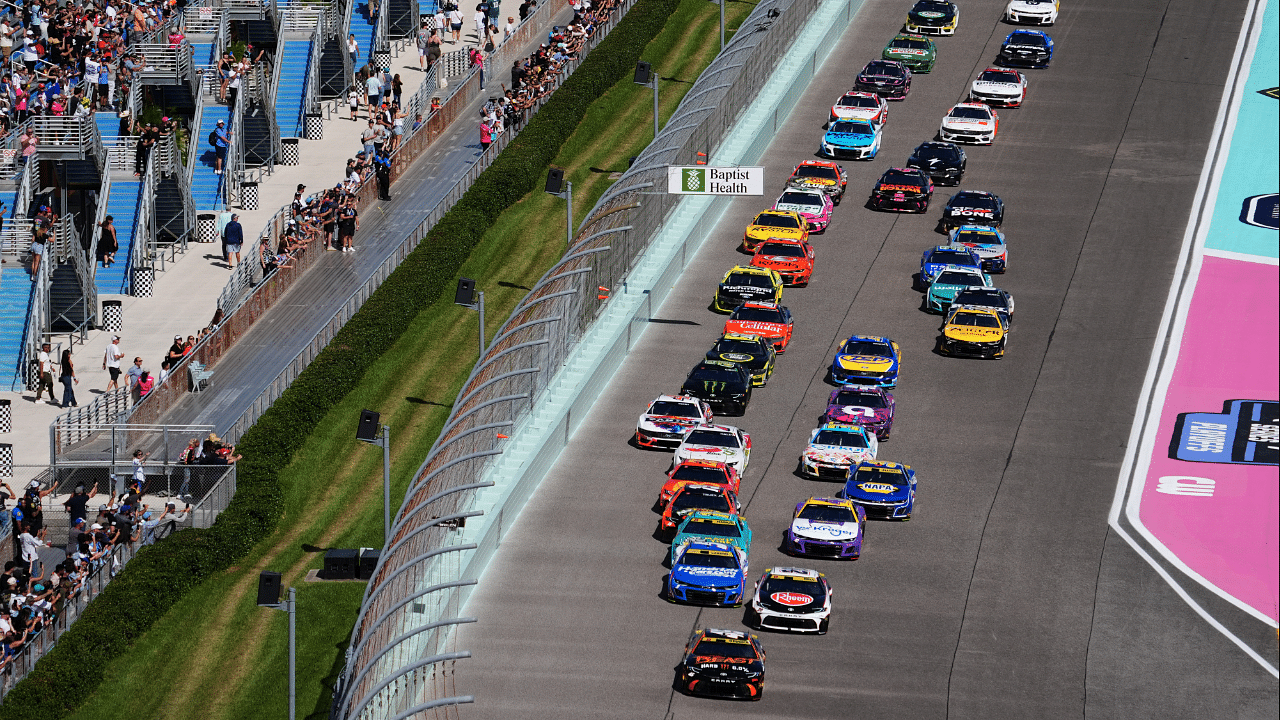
(882, 33, 936, 73)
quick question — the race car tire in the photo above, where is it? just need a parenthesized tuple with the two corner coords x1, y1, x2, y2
(752, 684, 764, 701)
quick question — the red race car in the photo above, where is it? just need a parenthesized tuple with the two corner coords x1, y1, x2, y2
(750, 237, 815, 287)
(723, 301, 794, 353)
(658, 460, 742, 509)
(659, 483, 742, 539)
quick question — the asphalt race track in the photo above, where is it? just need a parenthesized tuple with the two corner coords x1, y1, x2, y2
(456, 0, 1280, 717)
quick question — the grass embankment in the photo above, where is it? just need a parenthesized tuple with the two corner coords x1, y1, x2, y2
(64, 3, 753, 718)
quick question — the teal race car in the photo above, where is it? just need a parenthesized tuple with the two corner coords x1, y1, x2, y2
(925, 265, 992, 313)
(670, 509, 752, 561)
(882, 33, 936, 73)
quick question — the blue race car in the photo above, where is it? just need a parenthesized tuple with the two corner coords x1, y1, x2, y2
(821, 120, 881, 160)
(925, 265, 992, 313)
(670, 509, 752, 561)
(840, 459, 916, 520)
(918, 245, 982, 288)
(829, 335, 901, 387)
(667, 540, 749, 606)
(949, 225, 1008, 273)
(997, 29, 1053, 69)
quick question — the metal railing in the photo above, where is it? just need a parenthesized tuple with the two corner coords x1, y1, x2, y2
(374, 0, 389, 54)
(303, 14, 325, 121)
(225, 87, 246, 208)
(15, 239, 48, 391)
(184, 4, 224, 35)
(51, 388, 134, 451)
(10, 217, 81, 389)
(12, 154, 37, 218)
(153, 132, 196, 256)
(87, 169, 112, 294)
(58, 227, 99, 341)
(132, 43, 195, 84)
(186, 75, 208, 182)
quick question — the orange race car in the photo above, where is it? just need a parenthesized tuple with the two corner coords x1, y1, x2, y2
(741, 209, 808, 253)
(658, 483, 742, 539)
(723, 301, 794, 353)
(750, 237, 815, 286)
(658, 460, 743, 509)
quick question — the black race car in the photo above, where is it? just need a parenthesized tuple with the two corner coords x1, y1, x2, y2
(907, 141, 966, 186)
(676, 628, 766, 701)
(997, 30, 1053, 69)
(854, 60, 912, 99)
(942, 190, 1004, 228)
(905, 0, 958, 36)
(680, 360, 753, 416)
(868, 167, 934, 213)
(952, 285, 1016, 322)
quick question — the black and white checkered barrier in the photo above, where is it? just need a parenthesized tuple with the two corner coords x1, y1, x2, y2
(305, 114, 324, 140)
(0, 444, 11, 479)
(102, 300, 123, 332)
(131, 267, 154, 297)
(281, 138, 300, 165)
(242, 182, 259, 210)
(198, 213, 219, 242)
(375, 50, 391, 71)
(0, 399, 10, 433)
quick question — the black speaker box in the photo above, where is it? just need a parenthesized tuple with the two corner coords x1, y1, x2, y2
(323, 549, 358, 580)
(256, 571, 282, 606)
(356, 409, 381, 441)
(454, 277, 476, 306)
(634, 61, 652, 85)
(358, 548, 380, 580)
(545, 167, 564, 194)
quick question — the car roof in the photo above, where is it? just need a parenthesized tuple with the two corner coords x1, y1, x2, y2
(686, 423, 739, 434)
(952, 102, 993, 110)
(796, 160, 840, 169)
(651, 394, 702, 404)
(673, 458, 731, 470)
(765, 566, 823, 579)
(844, 334, 891, 343)
(725, 264, 777, 276)
(678, 539, 738, 554)
(857, 459, 911, 470)
(801, 496, 854, 509)
(953, 224, 1001, 233)
(673, 483, 731, 495)
(817, 422, 870, 433)
(698, 359, 742, 369)
(831, 384, 886, 393)
(720, 332, 767, 342)
(699, 627, 752, 640)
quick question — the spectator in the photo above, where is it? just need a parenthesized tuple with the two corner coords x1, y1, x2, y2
(33, 342, 55, 404)
(157, 359, 171, 385)
(473, 4, 487, 41)
(337, 197, 359, 252)
(27, 226, 46, 278)
(348, 85, 361, 120)
(58, 348, 78, 408)
(361, 119, 377, 156)
(62, 482, 96, 528)
(347, 33, 358, 68)
(224, 213, 244, 267)
(417, 21, 431, 70)
(212, 119, 230, 175)
(137, 371, 154, 397)
(479, 113, 492, 153)
(448, 6, 464, 43)
(167, 335, 185, 364)
(365, 72, 383, 118)
(103, 335, 124, 391)
(505, 16, 516, 39)
(126, 356, 144, 392)
(97, 214, 118, 267)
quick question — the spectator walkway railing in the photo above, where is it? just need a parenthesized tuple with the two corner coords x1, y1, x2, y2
(133, 43, 196, 85)
(50, 388, 133, 455)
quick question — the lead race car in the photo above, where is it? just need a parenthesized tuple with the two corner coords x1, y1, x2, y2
(970, 67, 1027, 107)
(1005, 0, 1059, 25)
(772, 188, 833, 232)
(635, 394, 714, 449)
(829, 91, 888, 125)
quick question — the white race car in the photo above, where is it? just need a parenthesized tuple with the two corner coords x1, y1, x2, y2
(749, 567, 832, 634)
(674, 424, 752, 474)
(939, 103, 999, 145)
(969, 67, 1027, 108)
(1005, 0, 1058, 25)
(798, 422, 878, 480)
(635, 394, 713, 450)
(829, 91, 888, 125)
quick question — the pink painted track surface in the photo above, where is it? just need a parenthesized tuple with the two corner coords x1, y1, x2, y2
(1138, 255, 1279, 623)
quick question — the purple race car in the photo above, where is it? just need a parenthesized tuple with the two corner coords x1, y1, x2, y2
(784, 496, 865, 559)
(772, 188, 835, 233)
(821, 385, 894, 440)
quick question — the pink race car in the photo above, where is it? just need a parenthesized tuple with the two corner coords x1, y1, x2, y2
(772, 188, 834, 233)
(821, 385, 895, 440)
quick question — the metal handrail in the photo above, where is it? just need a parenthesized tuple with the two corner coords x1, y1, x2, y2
(125, 173, 148, 294)
(18, 238, 50, 391)
(303, 14, 324, 119)
(132, 43, 194, 84)
(64, 220, 98, 338)
(246, 50, 281, 174)
(87, 171, 111, 294)
(374, 0, 388, 54)
(225, 89, 245, 208)
(12, 154, 37, 218)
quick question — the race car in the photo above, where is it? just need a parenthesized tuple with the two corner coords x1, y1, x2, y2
(997, 29, 1053, 68)
(705, 333, 777, 385)
(670, 509, 752, 559)
(821, 120, 881, 160)
(882, 33, 936, 73)
(659, 483, 741, 538)
(942, 189, 1005, 228)
(679, 360, 753, 416)
(635, 394, 715, 450)
(907, 141, 966, 185)
(822, 385, 895, 440)
(1005, 0, 1059, 25)
(713, 266, 784, 313)
(674, 424, 752, 474)
(772, 189, 833, 232)
(799, 422, 879, 480)
(841, 459, 916, 520)
(939, 306, 1008, 359)
(785, 160, 847, 204)
(949, 224, 1008, 272)
(925, 265, 993, 313)
(667, 542, 749, 608)
(783, 497, 865, 560)
(660, 459, 742, 508)
(854, 59, 912, 99)
(748, 567, 832, 634)
(750, 237, 815, 287)
(868, 167, 933, 213)
(919, 244, 982, 288)
(676, 628, 766, 700)
(952, 285, 1015, 321)
(939, 102, 999, 145)
(829, 91, 888, 125)
(742, 209, 808, 252)
(724, 302, 794, 352)
(905, 0, 958, 35)
(969, 67, 1027, 107)
(829, 334, 901, 387)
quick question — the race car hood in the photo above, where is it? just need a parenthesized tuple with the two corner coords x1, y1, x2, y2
(823, 130, 875, 147)
(955, 242, 1005, 258)
(946, 204, 997, 220)
(670, 563, 744, 588)
(638, 415, 702, 434)
(706, 348, 768, 368)
(1007, 0, 1054, 13)
(725, 320, 787, 339)
(945, 325, 1005, 342)
(857, 73, 905, 87)
(942, 116, 994, 130)
(788, 176, 838, 189)
(971, 81, 1021, 96)
(825, 404, 892, 425)
(744, 225, 803, 240)
(929, 282, 972, 301)
(886, 46, 931, 58)
(835, 354, 894, 372)
(717, 283, 775, 302)
(773, 201, 826, 220)
(790, 517, 859, 543)
(752, 255, 807, 272)
(831, 107, 880, 121)
(680, 379, 748, 400)
(844, 479, 910, 502)
(803, 444, 871, 465)
(875, 183, 928, 195)
(758, 587, 826, 614)
(676, 445, 746, 467)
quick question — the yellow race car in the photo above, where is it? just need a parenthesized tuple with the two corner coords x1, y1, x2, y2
(939, 306, 1007, 359)
(742, 209, 809, 253)
(714, 266, 784, 313)
(705, 333, 777, 386)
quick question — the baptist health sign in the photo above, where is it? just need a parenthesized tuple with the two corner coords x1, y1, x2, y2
(667, 166, 765, 195)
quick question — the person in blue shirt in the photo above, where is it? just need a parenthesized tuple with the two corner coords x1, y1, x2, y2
(213, 119, 230, 175)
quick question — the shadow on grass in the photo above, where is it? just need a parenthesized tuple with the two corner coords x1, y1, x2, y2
(405, 397, 451, 407)
(306, 632, 353, 720)
(497, 280, 532, 290)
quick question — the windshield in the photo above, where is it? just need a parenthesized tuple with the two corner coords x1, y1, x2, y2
(753, 213, 801, 229)
(813, 430, 868, 448)
(837, 95, 879, 108)
(955, 290, 1003, 307)
(880, 171, 924, 186)
(852, 466, 908, 487)
(948, 106, 991, 120)
(671, 489, 732, 515)
(714, 338, 766, 354)
(936, 271, 982, 285)
(833, 390, 887, 408)
(914, 0, 952, 12)
(760, 575, 827, 604)
(730, 306, 786, 323)
(862, 62, 903, 78)
(793, 165, 839, 180)
(978, 70, 1018, 83)
(683, 518, 742, 539)
(952, 193, 998, 209)
(950, 312, 1001, 328)
(649, 401, 700, 418)
(830, 121, 874, 135)
(840, 340, 892, 357)
(671, 465, 730, 483)
(777, 191, 822, 207)
(955, 230, 1003, 245)
(913, 144, 960, 162)
(692, 639, 757, 659)
(890, 37, 931, 50)
(686, 365, 743, 384)
(1009, 33, 1047, 47)
(724, 272, 776, 288)
(684, 429, 738, 447)
(757, 242, 805, 257)
(928, 250, 977, 265)
(678, 550, 740, 570)
(798, 504, 855, 523)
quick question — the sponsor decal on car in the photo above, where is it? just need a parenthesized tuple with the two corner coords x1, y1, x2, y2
(770, 591, 814, 606)
(858, 482, 898, 494)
